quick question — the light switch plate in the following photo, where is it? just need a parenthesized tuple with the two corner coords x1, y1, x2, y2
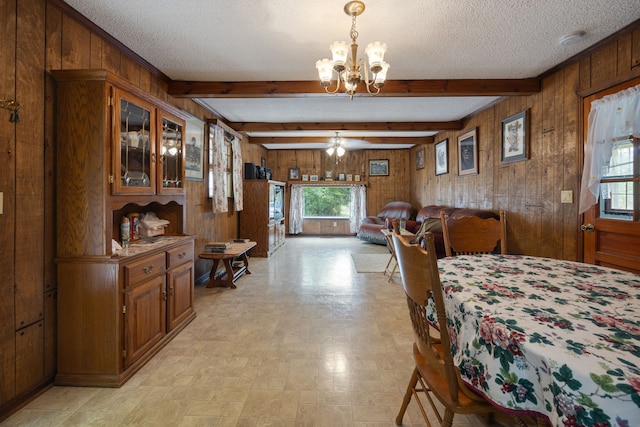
(561, 190, 573, 203)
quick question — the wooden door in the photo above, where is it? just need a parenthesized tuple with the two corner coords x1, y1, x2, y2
(582, 78, 640, 274)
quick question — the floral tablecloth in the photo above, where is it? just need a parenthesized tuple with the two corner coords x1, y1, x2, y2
(437, 254, 640, 427)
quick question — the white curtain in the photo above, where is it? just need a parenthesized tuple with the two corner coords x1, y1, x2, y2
(289, 185, 304, 234)
(211, 125, 227, 213)
(579, 84, 640, 213)
(231, 135, 243, 211)
(349, 185, 367, 233)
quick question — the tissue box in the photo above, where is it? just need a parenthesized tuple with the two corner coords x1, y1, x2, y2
(138, 224, 167, 237)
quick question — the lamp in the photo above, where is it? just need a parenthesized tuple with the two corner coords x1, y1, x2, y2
(326, 132, 346, 163)
(315, 1, 389, 100)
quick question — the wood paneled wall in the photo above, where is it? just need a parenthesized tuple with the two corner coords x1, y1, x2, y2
(409, 26, 640, 260)
(263, 148, 411, 218)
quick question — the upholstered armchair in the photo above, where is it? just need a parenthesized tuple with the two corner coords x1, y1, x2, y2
(357, 201, 414, 245)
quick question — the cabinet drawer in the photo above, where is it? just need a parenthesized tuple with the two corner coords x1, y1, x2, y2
(167, 243, 194, 269)
(124, 253, 166, 286)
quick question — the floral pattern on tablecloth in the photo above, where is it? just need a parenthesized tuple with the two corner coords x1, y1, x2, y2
(437, 254, 640, 427)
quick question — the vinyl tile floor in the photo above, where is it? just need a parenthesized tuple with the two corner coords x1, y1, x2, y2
(3, 236, 519, 427)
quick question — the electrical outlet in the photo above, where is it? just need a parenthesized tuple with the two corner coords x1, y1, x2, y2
(561, 190, 573, 203)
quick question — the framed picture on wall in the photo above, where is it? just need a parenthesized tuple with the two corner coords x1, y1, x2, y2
(185, 117, 205, 181)
(435, 138, 448, 175)
(501, 109, 529, 164)
(416, 148, 425, 170)
(369, 159, 389, 176)
(289, 168, 300, 180)
(457, 128, 478, 176)
(302, 174, 309, 181)
(310, 174, 319, 182)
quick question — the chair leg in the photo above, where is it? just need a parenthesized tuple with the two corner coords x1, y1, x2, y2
(442, 409, 454, 427)
(396, 367, 419, 426)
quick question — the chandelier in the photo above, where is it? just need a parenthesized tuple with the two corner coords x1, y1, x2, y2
(315, 1, 389, 100)
(326, 132, 346, 163)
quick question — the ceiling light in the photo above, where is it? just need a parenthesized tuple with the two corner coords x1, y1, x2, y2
(315, 1, 389, 100)
(326, 132, 346, 163)
(559, 31, 586, 46)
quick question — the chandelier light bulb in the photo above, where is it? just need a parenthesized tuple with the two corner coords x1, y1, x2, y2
(326, 147, 335, 156)
(337, 146, 346, 157)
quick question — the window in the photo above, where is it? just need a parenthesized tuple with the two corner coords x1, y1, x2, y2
(303, 186, 350, 218)
(599, 136, 639, 220)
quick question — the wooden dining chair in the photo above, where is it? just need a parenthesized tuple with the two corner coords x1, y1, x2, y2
(440, 210, 507, 257)
(393, 231, 499, 427)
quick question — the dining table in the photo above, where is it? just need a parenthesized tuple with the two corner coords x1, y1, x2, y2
(435, 254, 640, 427)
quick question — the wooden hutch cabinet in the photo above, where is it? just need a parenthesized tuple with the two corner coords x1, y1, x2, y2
(240, 180, 286, 257)
(51, 69, 195, 387)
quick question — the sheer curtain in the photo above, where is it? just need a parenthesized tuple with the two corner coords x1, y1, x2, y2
(579, 84, 640, 213)
(289, 185, 304, 234)
(230, 135, 243, 211)
(210, 124, 227, 213)
(349, 185, 367, 233)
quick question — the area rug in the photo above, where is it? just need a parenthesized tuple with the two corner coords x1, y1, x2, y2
(350, 253, 390, 273)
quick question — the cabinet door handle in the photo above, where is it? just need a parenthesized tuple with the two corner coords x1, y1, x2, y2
(170, 287, 174, 296)
(143, 265, 154, 274)
(162, 290, 167, 301)
(178, 252, 186, 259)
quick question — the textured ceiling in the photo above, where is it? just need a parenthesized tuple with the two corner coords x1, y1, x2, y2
(63, 0, 640, 150)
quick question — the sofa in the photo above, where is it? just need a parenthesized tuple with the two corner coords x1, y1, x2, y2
(357, 201, 414, 245)
(405, 205, 500, 258)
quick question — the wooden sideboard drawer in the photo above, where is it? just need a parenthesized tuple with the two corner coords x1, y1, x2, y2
(124, 253, 166, 286)
(167, 242, 194, 269)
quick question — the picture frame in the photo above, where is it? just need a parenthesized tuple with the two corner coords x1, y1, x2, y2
(302, 174, 309, 181)
(310, 174, 319, 182)
(346, 173, 353, 181)
(325, 170, 333, 180)
(354, 174, 361, 181)
(289, 168, 300, 180)
(338, 173, 346, 181)
(416, 148, 425, 170)
(434, 138, 448, 176)
(501, 109, 529, 164)
(457, 128, 478, 176)
(185, 117, 205, 181)
(369, 159, 389, 176)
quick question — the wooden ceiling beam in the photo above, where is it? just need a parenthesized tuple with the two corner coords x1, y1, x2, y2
(229, 121, 462, 132)
(249, 136, 433, 145)
(168, 78, 540, 98)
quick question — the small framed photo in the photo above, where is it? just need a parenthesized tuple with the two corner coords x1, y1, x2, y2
(325, 170, 333, 180)
(302, 174, 309, 181)
(310, 174, 319, 182)
(338, 173, 346, 181)
(501, 109, 529, 164)
(435, 138, 448, 176)
(346, 173, 353, 181)
(369, 159, 389, 176)
(416, 148, 425, 170)
(457, 128, 478, 176)
(354, 174, 361, 181)
(289, 168, 300, 180)
(185, 117, 205, 181)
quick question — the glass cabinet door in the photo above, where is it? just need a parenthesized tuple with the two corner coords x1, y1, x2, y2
(157, 113, 185, 193)
(114, 90, 156, 195)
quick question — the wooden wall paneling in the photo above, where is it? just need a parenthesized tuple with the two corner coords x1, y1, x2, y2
(0, 0, 17, 406)
(15, 321, 44, 396)
(578, 56, 592, 92)
(61, 13, 90, 69)
(632, 27, 640, 69)
(617, 32, 633, 75)
(102, 40, 122, 76)
(561, 64, 580, 261)
(590, 41, 618, 88)
(14, 0, 46, 329)
(89, 32, 102, 69)
(44, 289, 57, 379)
